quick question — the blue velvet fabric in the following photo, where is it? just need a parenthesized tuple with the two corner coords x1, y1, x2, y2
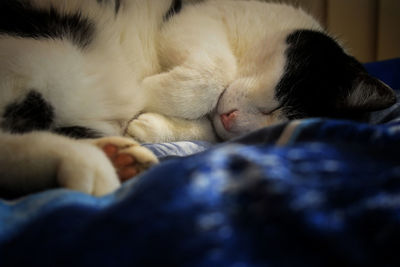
(365, 58, 400, 89)
(0, 58, 399, 267)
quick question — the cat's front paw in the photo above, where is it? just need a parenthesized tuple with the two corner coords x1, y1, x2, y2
(56, 142, 122, 196)
(125, 113, 170, 143)
(59, 137, 158, 196)
(91, 137, 159, 182)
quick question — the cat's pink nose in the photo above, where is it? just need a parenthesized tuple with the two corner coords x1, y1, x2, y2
(220, 110, 238, 131)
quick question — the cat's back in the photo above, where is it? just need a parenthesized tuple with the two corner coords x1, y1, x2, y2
(214, 0, 323, 58)
(165, 0, 322, 61)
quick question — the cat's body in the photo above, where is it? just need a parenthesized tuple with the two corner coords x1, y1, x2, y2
(0, 0, 396, 197)
(0, 0, 172, 136)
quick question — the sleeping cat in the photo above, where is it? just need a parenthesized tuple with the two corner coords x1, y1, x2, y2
(126, 0, 397, 142)
(0, 0, 396, 197)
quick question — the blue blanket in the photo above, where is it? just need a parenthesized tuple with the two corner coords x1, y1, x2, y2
(1, 58, 400, 267)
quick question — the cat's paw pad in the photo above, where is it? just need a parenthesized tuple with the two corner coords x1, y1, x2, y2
(102, 144, 140, 182)
(125, 113, 168, 143)
(93, 137, 159, 182)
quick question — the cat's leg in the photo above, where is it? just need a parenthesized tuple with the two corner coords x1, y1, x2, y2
(0, 132, 158, 197)
(143, 50, 237, 120)
(0, 131, 119, 197)
(125, 113, 217, 143)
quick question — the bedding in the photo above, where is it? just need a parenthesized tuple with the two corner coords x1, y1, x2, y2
(0, 58, 400, 267)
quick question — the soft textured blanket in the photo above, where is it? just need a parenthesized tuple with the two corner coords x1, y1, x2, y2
(0, 58, 399, 267)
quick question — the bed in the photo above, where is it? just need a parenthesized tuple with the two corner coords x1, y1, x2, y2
(0, 58, 399, 267)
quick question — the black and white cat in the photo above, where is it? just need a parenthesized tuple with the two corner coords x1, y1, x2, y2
(127, 0, 396, 142)
(0, 0, 396, 197)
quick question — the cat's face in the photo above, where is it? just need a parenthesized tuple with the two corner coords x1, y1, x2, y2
(212, 30, 396, 140)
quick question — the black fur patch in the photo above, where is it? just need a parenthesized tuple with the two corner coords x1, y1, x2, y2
(54, 126, 102, 139)
(0, 1, 94, 49)
(164, 0, 182, 21)
(115, 0, 121, 14)
(1, 91, 54, 133)
(275, 30, 368, 121)
(97, 0, 121, 14)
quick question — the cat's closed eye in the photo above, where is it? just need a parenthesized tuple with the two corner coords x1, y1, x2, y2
(258, 105, 282, 115)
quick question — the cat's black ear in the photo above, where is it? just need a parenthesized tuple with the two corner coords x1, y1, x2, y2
(340, 74, 397, 111)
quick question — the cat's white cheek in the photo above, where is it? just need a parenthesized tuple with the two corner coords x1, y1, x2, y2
(262, 111, 288, 128)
